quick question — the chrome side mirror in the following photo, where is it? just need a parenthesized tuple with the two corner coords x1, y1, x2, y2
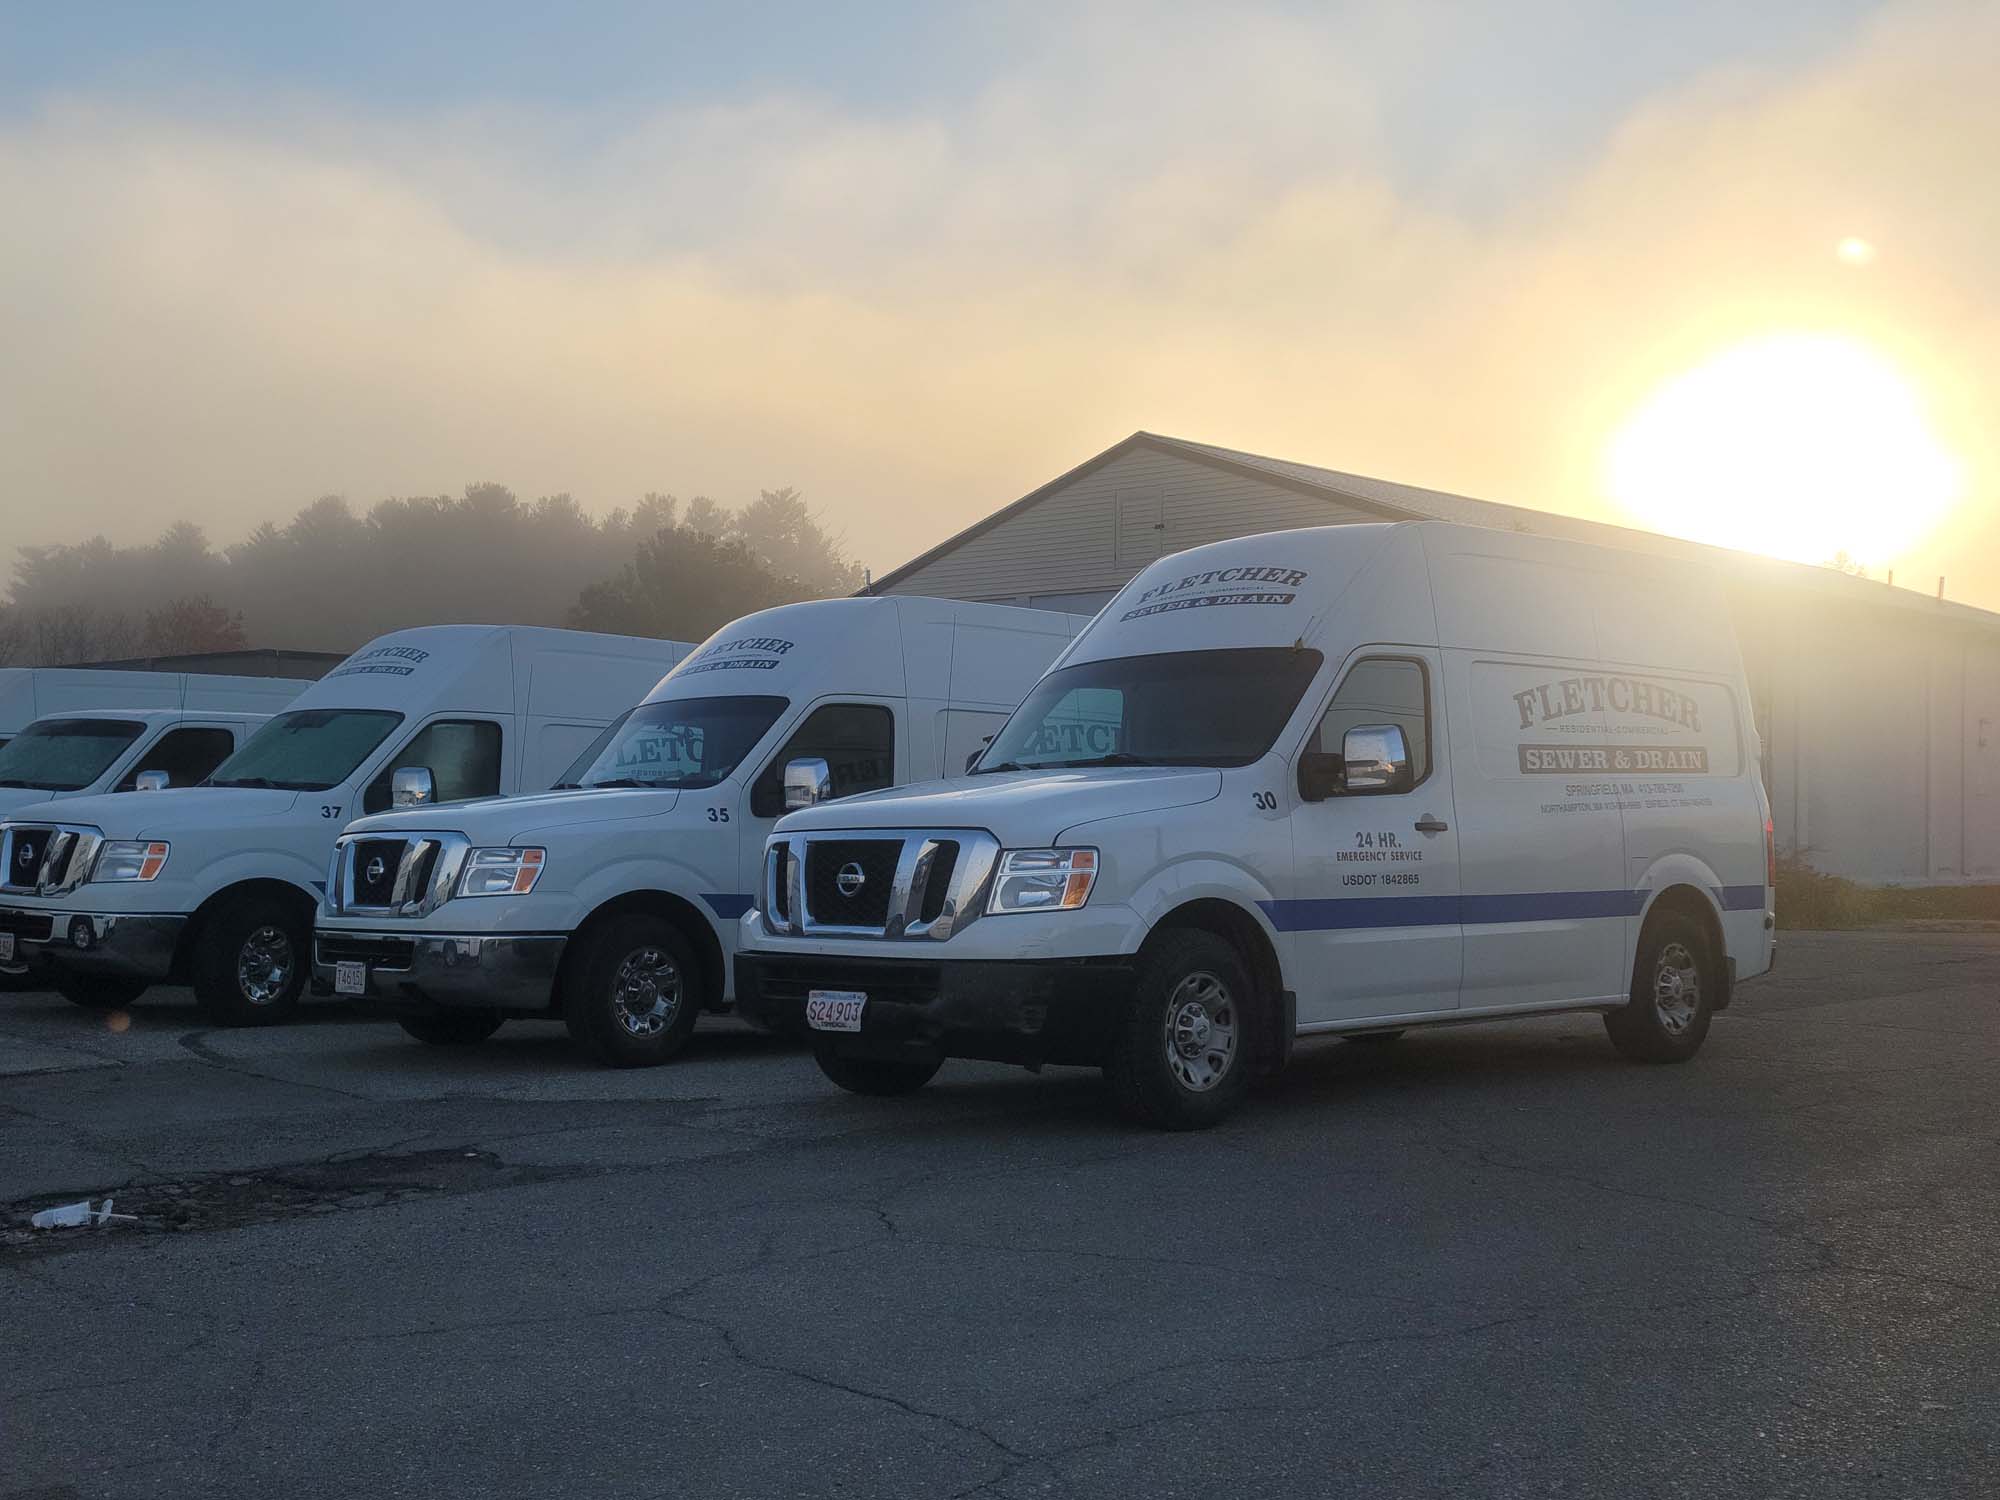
(1342, 724, 1413, 794)
(783, 757, 833, 810)
(392, 766, 435, 808)
(133, 770, 170, 792)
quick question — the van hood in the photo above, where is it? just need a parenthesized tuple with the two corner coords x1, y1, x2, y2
(775, 767, 1222, 845)
(0, 786, 76, 819)
(0, 786, 302, 836)
(345, 787, 682, 843)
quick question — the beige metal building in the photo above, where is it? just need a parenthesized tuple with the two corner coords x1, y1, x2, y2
(865, 432, 2000, 885)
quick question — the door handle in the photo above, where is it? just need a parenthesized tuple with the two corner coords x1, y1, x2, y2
(1414, 815, 1449, 834)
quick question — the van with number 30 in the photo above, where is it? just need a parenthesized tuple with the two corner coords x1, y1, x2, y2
(736, 522, 1777, 1129)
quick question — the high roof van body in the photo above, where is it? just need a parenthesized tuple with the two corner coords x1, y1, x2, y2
(737, 522, 1776, 1127)
(0, 667, 307, 743)
(0, 626, 690, 1021)
(0, 707, 275, 820)
(311, 597, 1086, 1064)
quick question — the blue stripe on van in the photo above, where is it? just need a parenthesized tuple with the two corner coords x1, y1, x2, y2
(702, 893, 754, 920)
(1257, 886, 1752, 933)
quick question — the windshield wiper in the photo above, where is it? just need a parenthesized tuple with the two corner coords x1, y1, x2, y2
(208, 777, 325, 790)
(971, 761, 1027, 775)
(584, 777, 674, 790)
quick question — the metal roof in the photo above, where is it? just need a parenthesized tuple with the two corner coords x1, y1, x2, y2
(865, 431, 2000, 636)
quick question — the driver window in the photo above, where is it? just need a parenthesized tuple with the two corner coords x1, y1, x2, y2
(751, 704, 894, 818)
(117, 726, 237, 791)
(1315, 660, 1430, 785)
(364, 719, 504, 813)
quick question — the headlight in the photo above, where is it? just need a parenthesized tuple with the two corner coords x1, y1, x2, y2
(93, 840, 170, 882)
(455, 846, 545, 897)
(988, 847, 1097, 914)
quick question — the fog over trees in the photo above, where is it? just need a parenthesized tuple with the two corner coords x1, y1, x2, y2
(0, 485, 866, 664)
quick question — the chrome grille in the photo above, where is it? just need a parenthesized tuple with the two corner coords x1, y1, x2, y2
(0, 823, 101, 897)
(326, 831, 470, 917)
(762, 829, 1000, 940)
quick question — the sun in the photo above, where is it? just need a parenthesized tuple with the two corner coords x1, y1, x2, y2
(1604, 333, 1963, 570)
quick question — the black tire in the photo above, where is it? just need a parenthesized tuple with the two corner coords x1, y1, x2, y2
(399, 1010, 504, 1046)
(564, 914, 703, 1067)
(191, 891, 311, 1027)
(1105, 929, 1255, 1130)
(1341, 1029, 1406, 1046)
(813, 1043, 943, 1097)
(57, 976, 148, 1010)
(1604, 910, 1716, 1063)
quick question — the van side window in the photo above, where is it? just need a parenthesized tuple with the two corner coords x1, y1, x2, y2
(363, 719, 504, 814)
(751, 704, 894, 818)
(1315, 659, 1430, 786)
(117, 727, 237, 791)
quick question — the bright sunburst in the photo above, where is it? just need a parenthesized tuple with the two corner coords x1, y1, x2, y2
(1605, 333, 1963, 570)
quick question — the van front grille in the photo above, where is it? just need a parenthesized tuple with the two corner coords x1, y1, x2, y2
(764, 830, 1001, 941)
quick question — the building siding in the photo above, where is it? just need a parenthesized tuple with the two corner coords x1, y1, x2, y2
(877, 447, 1384, 603)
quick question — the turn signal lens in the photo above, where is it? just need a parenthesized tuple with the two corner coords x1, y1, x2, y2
(989, 847, 1098, 914)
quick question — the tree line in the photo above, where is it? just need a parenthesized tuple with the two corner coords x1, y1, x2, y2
(0, 485, 867, 665)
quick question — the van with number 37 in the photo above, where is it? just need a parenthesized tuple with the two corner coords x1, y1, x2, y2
(735, 522, 1777, 1129)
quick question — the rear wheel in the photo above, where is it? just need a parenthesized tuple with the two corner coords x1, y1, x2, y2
(57, 976, 148, 1011)
(813, 1044, 942, 1097)
(192, 892, 310, 1027)
(1604, 910, 1716, 1063)
(399, 1010, 504, 1046)
(1105, 929, 1253, 1130)
(565, 914, 703, 1067)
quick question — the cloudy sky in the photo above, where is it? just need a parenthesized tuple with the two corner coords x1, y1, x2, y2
(3, 1, 1993, 605)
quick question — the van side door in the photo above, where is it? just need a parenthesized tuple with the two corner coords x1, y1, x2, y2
(1282, 651, 1463, 1025)
(1444, 653, 1630, 1008)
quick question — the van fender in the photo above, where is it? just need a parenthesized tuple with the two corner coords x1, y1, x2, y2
(564, 854, 748, 932)
(189, 849, 327, 913)
(1632, 853, 1745, 1009)
(1125, 857, 1284, 949)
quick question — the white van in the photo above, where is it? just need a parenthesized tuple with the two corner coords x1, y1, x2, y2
(736, 523, 1777, 1128)
(0, 706, 276, 818)
(0, 667, 306, 746)
(0, 626, 690, 1022)
(310, 597, 1086, 1065)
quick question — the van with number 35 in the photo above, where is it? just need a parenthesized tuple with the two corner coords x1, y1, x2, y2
(736, 521, 1777, 1129)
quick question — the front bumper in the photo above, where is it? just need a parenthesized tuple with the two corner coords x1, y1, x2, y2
(0, 905, 184, 983)
(311, 930, 567, 1013)
(735, 950, 1134, 1068)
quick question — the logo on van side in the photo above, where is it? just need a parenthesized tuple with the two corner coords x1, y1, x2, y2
(1519, 744, 1711, 774)
(1512, 675, 1701, 732)
(1121, 566, 1309, 622)
(327, 645, 432, 680)
(679, 636, 795, 674)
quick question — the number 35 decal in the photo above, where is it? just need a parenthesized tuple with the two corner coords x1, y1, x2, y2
(1252, 791, 1278, 811)
(706, 806, 731, 822)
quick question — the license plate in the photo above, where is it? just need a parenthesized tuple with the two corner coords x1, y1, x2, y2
(805, 990, 866, 1032)
(333, 960, 368, 996)
(0, 933, 14, 962)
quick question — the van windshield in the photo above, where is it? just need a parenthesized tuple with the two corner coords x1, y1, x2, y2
(207, 709, 404, 791)
(554, 695, 788, 791)
(0, 718, 145, 791)
(974, 648, 1324, 771)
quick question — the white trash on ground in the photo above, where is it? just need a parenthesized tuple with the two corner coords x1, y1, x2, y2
(29, 1198, 137, 1230)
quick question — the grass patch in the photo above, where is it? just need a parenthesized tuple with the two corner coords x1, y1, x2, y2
(1775, 856, 2000, 930)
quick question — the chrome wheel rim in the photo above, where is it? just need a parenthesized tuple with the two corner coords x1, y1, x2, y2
(1652, 941, 1702, 1035)
(1163, 970, 1237, 1093)
(237, 925, 294, 1006)
(610, 946, 682, 1038)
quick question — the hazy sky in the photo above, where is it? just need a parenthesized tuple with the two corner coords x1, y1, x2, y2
(3, 1, 1993, 606)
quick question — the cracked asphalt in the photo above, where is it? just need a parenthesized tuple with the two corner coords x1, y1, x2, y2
(3, 930, 1996, 1499)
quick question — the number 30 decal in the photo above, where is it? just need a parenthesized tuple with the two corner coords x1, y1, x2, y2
(1252, 791, 1278, 811)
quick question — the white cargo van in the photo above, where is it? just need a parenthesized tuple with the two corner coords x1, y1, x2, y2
(0, 626, 690, 1022)
(737, 523, 1777, 1128)
(0, 667, 306, 746)
(310, 597, 1085, 1065)
(0, 708, 279, 821)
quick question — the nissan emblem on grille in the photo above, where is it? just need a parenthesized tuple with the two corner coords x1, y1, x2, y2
(365, 856, 387, 884)
(836, 862, 867, 897)
(17, 845, 31, 870)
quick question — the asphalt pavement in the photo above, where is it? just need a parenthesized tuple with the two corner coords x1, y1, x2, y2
(3, 931, 1996, 1499)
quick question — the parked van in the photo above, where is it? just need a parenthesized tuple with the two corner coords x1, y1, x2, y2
(0, 667, 306, 747)
(0, 708, 280, 821)
(0, 626, 690, 1021)
(310, 597, 1086, 1065)
(736, 523, 1777, 1128)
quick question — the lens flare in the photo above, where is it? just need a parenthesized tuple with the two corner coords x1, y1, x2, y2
(1605, 333, 1962, 568)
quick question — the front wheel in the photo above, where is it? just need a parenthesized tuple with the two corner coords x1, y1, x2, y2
(192, 893, 310, 1026)
(565, 915, 703, 1067)
(58, 976, 148, 1011)
(399, 1010, 504, 1046)
(813, 1044, 942, 1097)
(1105, 929, 1254, 1130)
(1604, 911, 1716, 1063)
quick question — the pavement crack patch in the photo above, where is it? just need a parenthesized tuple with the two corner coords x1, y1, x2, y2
(176, 1029, 371, 1100)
